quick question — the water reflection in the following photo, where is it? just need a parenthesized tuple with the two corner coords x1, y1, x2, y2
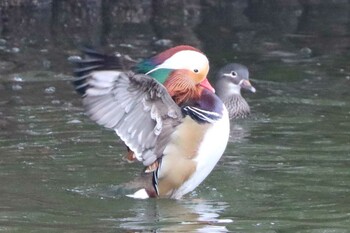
(117, 198, 231, 232)
(68, 183, 232, 231)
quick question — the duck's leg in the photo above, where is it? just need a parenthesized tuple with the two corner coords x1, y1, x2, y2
(124, 146, 136, 162)
(124, 146, 159, 173)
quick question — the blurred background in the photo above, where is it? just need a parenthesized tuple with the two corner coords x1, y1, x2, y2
(0, 0, 349, 232)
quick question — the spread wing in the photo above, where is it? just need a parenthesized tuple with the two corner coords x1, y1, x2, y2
(73, 70, 183, 166)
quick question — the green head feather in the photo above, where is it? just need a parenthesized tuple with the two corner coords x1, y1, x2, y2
(146, 68, 172, 84)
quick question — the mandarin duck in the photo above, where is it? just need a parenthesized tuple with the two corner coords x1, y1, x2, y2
(73, 46, 216, 169)
(71, 46, 229, 199)
(215, 63, 256, 119)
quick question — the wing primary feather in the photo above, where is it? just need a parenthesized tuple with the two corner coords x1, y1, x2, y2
(92, 103, 125, 128)
(86, 98, 118, 122)
(73, 67, 183, 167)
(79, 47, 124, 70)
(74, 65, 103, 76)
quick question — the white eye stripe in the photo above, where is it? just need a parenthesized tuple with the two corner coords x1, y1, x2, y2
(155, 50, 209, 71)
(146, 66, 202, 76)
(223, 72, 237, 78)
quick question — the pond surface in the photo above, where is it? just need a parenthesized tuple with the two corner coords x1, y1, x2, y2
(0, 1, 349, 232)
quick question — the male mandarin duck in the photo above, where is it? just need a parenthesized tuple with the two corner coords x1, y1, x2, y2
(215, 63, 256, 119)
(73, 45, 216, 169)
(71, 45, 230, 199)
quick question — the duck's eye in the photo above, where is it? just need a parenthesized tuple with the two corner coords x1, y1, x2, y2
(193, 69, 199, 73)
(231, 71, 237, 77)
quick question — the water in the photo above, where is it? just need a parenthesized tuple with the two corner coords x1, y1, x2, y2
(0, 1, 349, 232)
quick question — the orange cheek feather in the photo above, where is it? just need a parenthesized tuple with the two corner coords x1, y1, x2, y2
(164, 70, 202, 105)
